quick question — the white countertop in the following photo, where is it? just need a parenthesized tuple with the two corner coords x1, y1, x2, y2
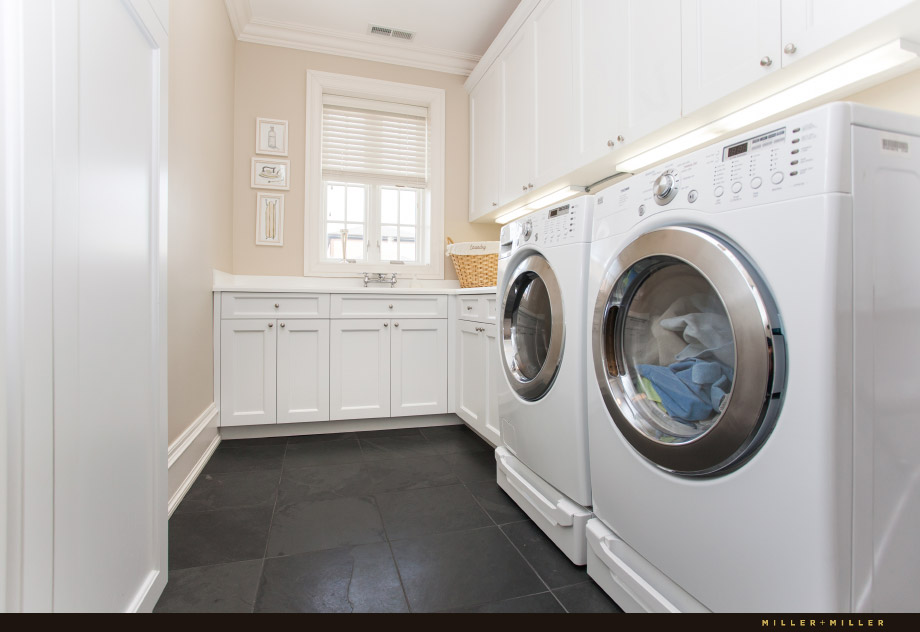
(212, 271, 496, 295)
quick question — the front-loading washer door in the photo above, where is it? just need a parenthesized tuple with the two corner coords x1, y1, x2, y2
(501, 252, 565, 401)
(592, 226, 786, 476)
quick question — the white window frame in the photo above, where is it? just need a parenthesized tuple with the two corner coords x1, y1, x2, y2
(305, 70, 446, 278)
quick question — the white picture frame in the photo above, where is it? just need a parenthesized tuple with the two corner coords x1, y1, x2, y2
(256, 117, 288, 156)
(251, 157, 290, 190)
(256, 192, 284, 246)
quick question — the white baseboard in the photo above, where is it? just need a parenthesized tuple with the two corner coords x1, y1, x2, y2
(219, 413, 462, 441)
(167, 403, 220, 517)
(129, 568, 167, 613)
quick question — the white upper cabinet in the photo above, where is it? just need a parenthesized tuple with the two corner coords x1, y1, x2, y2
(576, 0, 681, 165)
(682, 0, 782, 114)
(780, 0, 916, 65)
(470, 64, 503, 220)
(533, 0, 577, 187)
(500, 21, 537, 203)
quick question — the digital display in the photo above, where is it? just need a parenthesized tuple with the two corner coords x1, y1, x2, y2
(722, 127, 785, 161)
(549, 205, 569, 218)
(726, 142, 748, 158)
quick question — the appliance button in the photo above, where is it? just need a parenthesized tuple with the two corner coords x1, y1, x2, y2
(750, 177, 762, 189)
(731, 181, 743, 194)
(771, 171, 784, 184)
(791, 149, 800, 155)
(687, 190, 699, 203)
(789, 170, 799, 176)
(790, 160, 799, 165)
(714, 186, 724, 198)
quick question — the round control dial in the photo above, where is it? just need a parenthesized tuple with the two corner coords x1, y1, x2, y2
(653, 169, 680, 206)
(521, 219, 533, 241)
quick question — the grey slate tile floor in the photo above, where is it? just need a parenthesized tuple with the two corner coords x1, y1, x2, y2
(154, 425, 622, 613)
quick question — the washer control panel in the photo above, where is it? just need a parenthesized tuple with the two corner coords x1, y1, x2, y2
(500, 195, 595, 255)
(594, 104, 852, 239)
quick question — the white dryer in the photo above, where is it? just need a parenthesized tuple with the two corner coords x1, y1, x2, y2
(585, 102, 920, 612)
(495, 195, 595, 565)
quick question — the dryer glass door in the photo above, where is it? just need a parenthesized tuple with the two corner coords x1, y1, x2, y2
(593, 226, 785, 476)
(501, 253, 565, 401)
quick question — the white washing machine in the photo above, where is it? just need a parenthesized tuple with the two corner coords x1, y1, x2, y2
(585, 102, 920, 612)
(495, 195, 595, 565)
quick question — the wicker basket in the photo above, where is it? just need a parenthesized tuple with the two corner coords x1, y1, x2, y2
(446, 237, 499, 288)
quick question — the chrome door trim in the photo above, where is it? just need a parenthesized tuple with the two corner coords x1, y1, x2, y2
(501, 252, 565, 401)
(592, 226, 786, 476)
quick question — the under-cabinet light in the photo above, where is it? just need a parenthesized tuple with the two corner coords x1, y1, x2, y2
(616, 39, 920, 173)
(494, 186, 585, 225)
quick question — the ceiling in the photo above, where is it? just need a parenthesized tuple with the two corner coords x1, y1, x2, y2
(224, 0, 522, 75)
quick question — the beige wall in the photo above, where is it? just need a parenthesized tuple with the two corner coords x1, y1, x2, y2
(846, 68, 920, 115)
(167, 0, 235, 443)
(232, 41, 499, 279)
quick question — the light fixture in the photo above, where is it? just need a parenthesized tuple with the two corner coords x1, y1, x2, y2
(616, 39, 920, 173)
(494, 185, 585, 225)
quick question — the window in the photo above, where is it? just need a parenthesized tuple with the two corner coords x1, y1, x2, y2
(305, 71, 445, 278)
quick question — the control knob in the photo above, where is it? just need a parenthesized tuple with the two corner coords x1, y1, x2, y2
(521, 219, 533, 241)
(653, 170, 679, 206)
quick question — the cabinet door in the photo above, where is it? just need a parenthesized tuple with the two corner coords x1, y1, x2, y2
(482, 323, 502, 445)
(533, 0, 577, 187)
(500, 22, 537, 203)
(456, 320, 486, 429)
(220, 319, 277, 427)
(391, 319, 448, 417)
(330, 319, 390, 420)
(576, 0, 681, 164)
(277, 319, 330, 424)
(470, 63, 503, 220)
(780, 0, 914, 66)
(681, 0, 781, 114)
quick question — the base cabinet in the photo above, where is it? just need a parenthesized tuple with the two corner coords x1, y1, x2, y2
(277, 319, 330, 423)
(456, 319, 501, 445)
(329, 319, 391, 421)
(220, 319, 277, 427)
(391, 319, 449, 417)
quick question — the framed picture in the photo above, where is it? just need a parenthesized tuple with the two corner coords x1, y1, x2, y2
(256, 192, 284, 246)
(251, 157, 290, 190)
(256, 117, 288, 156)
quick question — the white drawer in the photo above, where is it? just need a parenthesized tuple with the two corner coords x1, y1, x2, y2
(221, 293, 330, 319)
(457, 294, 499, 324)
(331, 294, 447, 319)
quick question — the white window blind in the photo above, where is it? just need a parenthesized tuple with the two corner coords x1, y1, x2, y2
(321, 94, 429, 186)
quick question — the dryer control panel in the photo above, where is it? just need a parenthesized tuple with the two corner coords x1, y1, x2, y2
(594, 104, 855, 240)
(500, 194, 595, 257)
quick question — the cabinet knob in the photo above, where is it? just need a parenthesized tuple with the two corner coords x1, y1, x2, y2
(617, 135, 625, 143)
(280, 322, 285, 328)
(268, 323, 273, 328)
(522, 185, 528, 192)
(383, 322, 389, 327)
(274, 303, 280, 308)
(528, 183, 534, 189)
(492, 202, 497, 207)
(760, 56, 773, 67)
(784, 43, 797, 55)
(607, 139, 615, 147)
(394, 322, 400, 328)
(466, 305, 473, 310)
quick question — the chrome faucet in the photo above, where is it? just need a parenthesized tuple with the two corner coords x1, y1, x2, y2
(363, 272, 398, 288)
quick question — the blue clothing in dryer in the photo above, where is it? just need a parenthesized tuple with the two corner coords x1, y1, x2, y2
(638, 358, 734, 423)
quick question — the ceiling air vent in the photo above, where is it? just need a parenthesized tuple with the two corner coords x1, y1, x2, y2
(368, 24, 415, 42)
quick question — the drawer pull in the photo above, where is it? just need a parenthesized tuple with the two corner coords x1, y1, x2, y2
(466, 305, 473, 310)
(388, 304, 394, 309)
(274, 303, 280, 308)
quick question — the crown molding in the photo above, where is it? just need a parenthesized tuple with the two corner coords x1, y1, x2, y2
(224, 0, 480, 75)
